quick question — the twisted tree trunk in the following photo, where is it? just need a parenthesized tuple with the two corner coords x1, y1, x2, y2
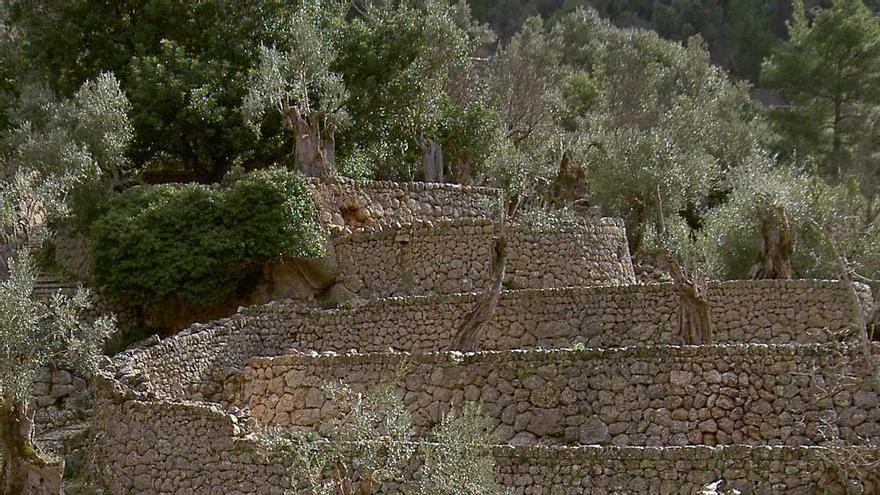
(452, 235, 508, 352)
(452, 197, 517, 352)
(419, 136, 444, 183)
(663, 254, 713, 345)
(0, 400, 63, 495)
(281, 102, 336, 180)
(752, 204, 793, 280)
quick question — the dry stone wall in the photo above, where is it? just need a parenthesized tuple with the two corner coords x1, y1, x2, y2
(308, 178, 499, 230)
(114, 280, 868, 402)
(235, 344, 880, 448)
(90, 385, 875, 495)
(90, 392, 288, 495)
(492, 444, 877, 495)
(32, 367, 89, 428)
(332, 218, 635, 297)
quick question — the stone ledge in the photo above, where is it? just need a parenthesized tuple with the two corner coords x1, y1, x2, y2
(306, 176, 500, 195)
(238, 279, 860, 316)
(330, 216, 628, 243)
(90, 385, 880, 494)
(248, 342, 880, 368)
(239, 342, 879, 447)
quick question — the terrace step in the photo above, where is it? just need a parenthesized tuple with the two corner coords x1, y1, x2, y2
(33, 274, 79, 299)
(490, 444, 880, 494)
(89, 391, 880, 495)
(233, 343, 880, 449)
(231, 280, 865, 360)
(329, 217, 635, 299)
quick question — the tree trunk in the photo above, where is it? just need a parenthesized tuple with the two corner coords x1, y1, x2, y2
(452, 196, 519, 352)
(321, 124, 337, 176)
(870, 299, 879, 341)
(452, 235, 508, 352)
(0, 401, 63, 495)
(551, 151, 585, 208)
(752, 204, 793, 280)
(663, 254, 713, 345)
(419, 136, 444, 183)
(453, 159, 474, 186)
(282, 104, 336, 180)
(833, 92, 844, 178)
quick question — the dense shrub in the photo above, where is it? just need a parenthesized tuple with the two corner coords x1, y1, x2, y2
(89, 168, 325, 308)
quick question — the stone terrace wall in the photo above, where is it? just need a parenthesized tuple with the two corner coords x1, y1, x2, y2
(91, 392, 288, 495)
(90, 385, 875, 494)
(116, 280, 869, 401)
(492, 445, 877, 494)
(308, 178, 499, 229)
(237, 344, 880, 448)
(32, 366, 89, 428)
(333, 218, 634, 297)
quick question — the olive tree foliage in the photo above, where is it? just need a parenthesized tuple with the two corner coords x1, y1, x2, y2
(698, 155, 880, 283)
(552, 7, 770, 252)
(1, 73, 132, 249)
(0, 73, 125, 495)
(243, 3, 347, 179)
(257, 380, 501, 495)
(487, 15, 564, 205)
(4, 75, 133, 184)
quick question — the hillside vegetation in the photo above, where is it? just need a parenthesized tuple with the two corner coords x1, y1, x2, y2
(1, 1, 880, 493)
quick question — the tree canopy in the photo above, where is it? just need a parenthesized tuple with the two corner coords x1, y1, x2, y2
(762, 0, 880, 178)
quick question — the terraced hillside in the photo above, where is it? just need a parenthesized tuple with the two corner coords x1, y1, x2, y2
(89, 179, 879, 494)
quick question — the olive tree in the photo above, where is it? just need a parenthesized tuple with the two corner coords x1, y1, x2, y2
(489, 15, 563, 182)
(258, 379, 501, 495)
(698, 157, 812, 280)
(5, 0, 309, 182)
(697, 154, 880, 283)
(641, 206, 716, 345)
(0, 73, 126, 494)
(452, 17, 566, 351)
(243, 3, 347, 179)
(553, 7, 769, 253)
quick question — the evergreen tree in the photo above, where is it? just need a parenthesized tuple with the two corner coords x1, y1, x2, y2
(762, 0, 880, 178)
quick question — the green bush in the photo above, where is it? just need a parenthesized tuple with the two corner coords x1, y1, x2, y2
(89, 168, 325, 308)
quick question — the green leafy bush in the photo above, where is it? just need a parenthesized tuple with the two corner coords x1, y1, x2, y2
(89, 168, 325, 308)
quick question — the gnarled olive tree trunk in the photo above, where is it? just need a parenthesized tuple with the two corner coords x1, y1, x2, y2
(752, 203, 793, 280)
(452, 198, 519, 352)
(663, 254, 713, 345)
(452, 235, 507, 352)
(281, 102, 337, 180)
(419, 136, 444, 183)
(0, 400, 63, 495)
